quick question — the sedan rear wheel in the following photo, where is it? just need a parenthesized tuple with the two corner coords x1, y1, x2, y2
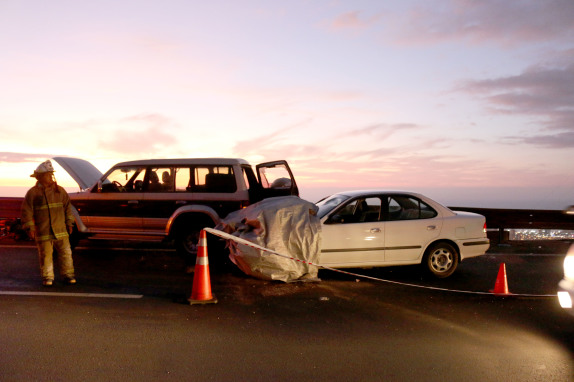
(424, 242, 459, 278)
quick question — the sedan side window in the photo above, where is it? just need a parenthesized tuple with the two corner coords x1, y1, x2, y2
(387, 195, 437, 220)
(360, 198, 382, 222)
(329, 197, 381, 224)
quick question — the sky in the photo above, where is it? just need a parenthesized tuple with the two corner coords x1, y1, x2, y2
(1, 0, 573, 209)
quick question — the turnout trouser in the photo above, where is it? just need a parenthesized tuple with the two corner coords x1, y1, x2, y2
(36, 237, 75, 281)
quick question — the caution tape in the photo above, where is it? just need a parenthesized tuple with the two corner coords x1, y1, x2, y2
(203, 227, 556, 298)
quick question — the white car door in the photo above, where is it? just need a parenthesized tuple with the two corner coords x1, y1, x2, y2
(383, 195, 442, 263)
(320, 197, 385, 268)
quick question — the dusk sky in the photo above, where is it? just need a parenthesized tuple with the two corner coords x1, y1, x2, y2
(1, 0, 573, 209)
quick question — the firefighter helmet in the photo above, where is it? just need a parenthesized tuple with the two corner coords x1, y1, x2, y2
(30, 160, 55, 178)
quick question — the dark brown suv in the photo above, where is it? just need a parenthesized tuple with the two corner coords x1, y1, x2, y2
(53, 157, 298, 258)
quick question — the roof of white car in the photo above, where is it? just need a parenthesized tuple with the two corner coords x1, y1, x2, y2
(114, 158, 251, 166)
(333, 189, 425, 198)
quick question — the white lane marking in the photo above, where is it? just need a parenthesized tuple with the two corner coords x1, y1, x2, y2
(0, 291, 143, 299)
(0, 244, 176, 252)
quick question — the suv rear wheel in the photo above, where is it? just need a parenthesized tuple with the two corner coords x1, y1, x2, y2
(175, 228, 201, 258)
(175, 224, 229, 271)
(175, 225, 203, 273)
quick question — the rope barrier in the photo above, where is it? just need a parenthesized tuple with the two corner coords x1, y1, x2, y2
(203, 227, 557, 298)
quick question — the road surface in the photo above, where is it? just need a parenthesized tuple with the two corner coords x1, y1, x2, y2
(0, 241, 572, 381)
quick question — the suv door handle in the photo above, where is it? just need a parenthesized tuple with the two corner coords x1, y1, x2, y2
(370, 228, 381, 233)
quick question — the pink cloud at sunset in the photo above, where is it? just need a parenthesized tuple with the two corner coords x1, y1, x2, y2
(0, 0, 572, 209)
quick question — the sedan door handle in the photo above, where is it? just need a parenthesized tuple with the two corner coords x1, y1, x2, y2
(370, 228, 381, 233)
(427, 225, 436, 230)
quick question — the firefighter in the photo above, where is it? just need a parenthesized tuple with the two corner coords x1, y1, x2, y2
(21, 160, 76, 286)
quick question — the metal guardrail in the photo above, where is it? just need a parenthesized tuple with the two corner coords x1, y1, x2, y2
(0, 197, 24, 240)
(449, 206, 574, 230)
(3, 197, 574, 229)
(0, 197, 23, 220)
(450, 206, 574, 249)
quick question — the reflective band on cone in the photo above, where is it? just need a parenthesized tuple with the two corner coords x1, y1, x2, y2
(188, 230, 218, 305)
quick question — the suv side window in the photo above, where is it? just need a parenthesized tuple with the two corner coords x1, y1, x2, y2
(190, 166, 237, 193)
(242, 166, 259, 190)
(258, 164, 292, 190)
(146, 168, 175, 192)
(174, 167, 191, 192)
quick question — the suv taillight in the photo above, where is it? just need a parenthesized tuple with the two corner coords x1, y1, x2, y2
(483, 223, 487, 233)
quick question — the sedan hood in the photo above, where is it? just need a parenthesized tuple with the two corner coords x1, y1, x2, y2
(52, 157, 103, 190)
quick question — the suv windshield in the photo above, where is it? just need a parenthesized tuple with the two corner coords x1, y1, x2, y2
(100, 166, 146, 192)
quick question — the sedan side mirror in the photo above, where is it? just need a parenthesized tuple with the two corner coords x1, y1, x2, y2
(326, 214, 344, 224)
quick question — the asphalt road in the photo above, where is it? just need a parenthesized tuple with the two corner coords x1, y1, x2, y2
(0, 240, 573, 381)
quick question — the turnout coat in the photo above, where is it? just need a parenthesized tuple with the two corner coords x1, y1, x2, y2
(21, 182, 74, 242)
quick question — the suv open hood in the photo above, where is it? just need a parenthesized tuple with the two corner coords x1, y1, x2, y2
(52, 157, 103, 190)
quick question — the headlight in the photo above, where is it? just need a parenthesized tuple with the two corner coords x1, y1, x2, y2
(564, 255, 574, 280)
(564, 245, 574, 281)
(558, 291, 573, 309)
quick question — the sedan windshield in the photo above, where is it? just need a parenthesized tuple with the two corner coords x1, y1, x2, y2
(316, 194, 351, 218)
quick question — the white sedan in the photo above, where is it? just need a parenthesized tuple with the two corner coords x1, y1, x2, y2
(316, 190, 490, 278)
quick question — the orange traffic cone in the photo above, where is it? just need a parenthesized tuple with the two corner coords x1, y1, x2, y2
(188, 230, 218, 305)
(490, 263, 511, 295)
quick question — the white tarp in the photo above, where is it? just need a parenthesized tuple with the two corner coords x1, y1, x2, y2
(216, 196, 322, 282)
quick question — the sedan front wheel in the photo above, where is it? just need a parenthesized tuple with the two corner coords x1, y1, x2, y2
(423, 242, 459, 278)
